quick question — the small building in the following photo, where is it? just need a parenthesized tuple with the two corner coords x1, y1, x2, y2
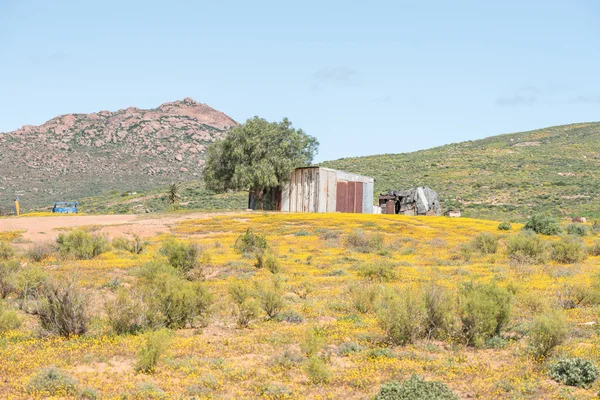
(379, 187, 442, 216)
(445, 210, 461, 218)
(261, 167, 374, 213)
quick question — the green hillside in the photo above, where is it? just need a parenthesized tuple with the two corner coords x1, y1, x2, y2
(322, 122, 600, 221)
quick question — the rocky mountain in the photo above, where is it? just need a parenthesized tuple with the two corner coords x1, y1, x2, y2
(0, 98, 237, 211)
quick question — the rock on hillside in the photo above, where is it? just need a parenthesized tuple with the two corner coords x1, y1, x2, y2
(0, 98, 237, 211)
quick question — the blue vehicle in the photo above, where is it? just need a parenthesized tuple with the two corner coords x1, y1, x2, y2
(52, 201, 79, 214)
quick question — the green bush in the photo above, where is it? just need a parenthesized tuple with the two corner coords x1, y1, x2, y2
(105, 288, 150, 334)
(56, 230, 110, 260)
(356, 261, 397, 282)
(136, 328, 173, 373)
(254, 250, 280, 273)
(0, 303, 21, 332)
(528, 310, 567, 358)
(0, 242, 15, 260)
(471, 232, 499, 254)
(304, 356, 331, 384)
(377, 288, 424, 345)
(523, 214, 562, 235)
(0, 259, 20, 299)
(78, 386, 99, 399)
(349, 283, 379, 314)
(255, 282, 284, 320)
(375, 375, 459, 400)
(14, 266, 48, 312)
(37, 278, 89, 337)
(229, 281, 260, 328)
(367, 348, 394, 359)
(505, 232, 548, 264)
(273, 309, 304, 324)
(135, 382, 167, 399)
(273, 349, 303, 369)
(27, 366, 78, 396)
(498, 222, 512, 231)
(566, 223, 588, 237)
(551, 236, 587, 264)
(234, 228, 268, 254)
(457, 282, 512, 347)
(337, 341, 364, 356)
(549, 358, 599, 388)
(588, 240, 600, 256)
(423, 283, 455, 340)
(160, 238, 201, 272)
(344, 230, 384, 253)
(301, 325, 326, 357)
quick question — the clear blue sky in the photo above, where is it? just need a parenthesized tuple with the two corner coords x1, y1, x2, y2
(1, 0, 598, 162)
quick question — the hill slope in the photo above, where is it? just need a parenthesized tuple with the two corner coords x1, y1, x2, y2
(0, 98, 236, 212)
(323, 122, 600, 221)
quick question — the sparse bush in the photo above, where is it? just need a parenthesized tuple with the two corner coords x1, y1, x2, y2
(357, 261, 396, 282)
(551, 236, 587, 264)
(423, 283, 455, 340)
(506, 232, 548, 265)
(375, 375, 459, 400)
(524, 214, 561, 235)
(255, 281, 284, 320)
(290, 281, 313, 299)
(566, 223, 588, 237)
(136, 328, 172, 373)
(14, 266, 48, 311)
(457, 282, 511, 347)
(301, 325, 326, 357)
(114, 235, 147, 254)
(112, 236, 130, 251)
(337, 341, 364, 356)
(377, 288, 424, 345)
(550, 358, 599, 388)
(274, 309, 304, 324)
(37, 278, 89, 337)
(0, 259, 20, 299)
(26, 242, 56, 262)
(528, 310, 567, 358)
(367, 348, 394, 359)
(78, 386, 99, 399)
(471, 232, 499, 254)
(345, 229, 384, 253)
(27, 366, 78, 396)
(254, 250, 280, 273)
(588, 240, 600, 256)
(305, 356, 331, 384)
(498, 222, 512, 231)
(234, 228, 268, 254)
(229, 281, 260, 328)
(459, 244, 473, 262)
(0, 303, 21, 332)
(0, 242, 15, 260)
(274, 349, 303, 368)
(57, 230, 110, 260)
(295, 230, 311, 237)
(349, 283, 379, 313)
(105, 288, 150, 334)
(318, 229, 341, 240)
(555, 282, 600, 309)
(160, 238, 201, 272)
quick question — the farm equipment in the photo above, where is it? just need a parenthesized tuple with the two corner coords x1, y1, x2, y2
(52, 201, 79, 214)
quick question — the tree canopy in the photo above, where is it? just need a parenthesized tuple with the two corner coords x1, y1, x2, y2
(203, 117, 318, 196)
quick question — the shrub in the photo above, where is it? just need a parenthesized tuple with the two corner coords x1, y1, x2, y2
(56, 230, 110, 260)
(14, 266, 48, 311)
(160, 238, 201, 272)
(301, 326, 326, 357)
(0, 259, 20, 299)
(367, 348, 394, 359)
(356, 261, 396, 282)
(112, 236, 130, 251)
(37, 278, 89, 337)
(498, 222, 512, 231)
(505, 232, 548, 265)
(528, 310, 567, 358)
(0, 303, 21, 332)
(345, 230, 384, 253)
(273, 349, 303, 368)
(471, 232, 499, 254)
(273, 309, 304, 324)
(26, 242, 56, 262)
(229, 281, 259, 328)
(523, 214, 562, 235)
(375, 375, 459, 400)
(551, 236, 587, 264)
(290, 281, 313, 299)
(566, 223, 588, 237)
(457, 282, 511, 347)
(135, 382, 167, 399)
(337, 341, 364, 356)
(254, 250, 280, 273)
(0, 242, 15, 260)
(27, 366, 78, 396)
(349, 283, 379, 314)
(423, 283, 455, 340)
(377, 288, 424, 345)
(78, 386, 99, 399)
(588, 240, 600, 256)
(305, 356, 331, 384)
(105, 288, 150, 334)
(255, 282, 284, 320)
(549, 358, 599, 388)
(136, 328, 173, 373)
(234, 228, 268, 254)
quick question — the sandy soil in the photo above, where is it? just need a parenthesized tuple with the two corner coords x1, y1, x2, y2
(0, 212, 237, 242)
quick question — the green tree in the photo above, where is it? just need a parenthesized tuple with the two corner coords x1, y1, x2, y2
(204, 117, 318, 209)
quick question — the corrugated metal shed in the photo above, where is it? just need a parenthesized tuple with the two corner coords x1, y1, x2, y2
(280, 167, 374, 214)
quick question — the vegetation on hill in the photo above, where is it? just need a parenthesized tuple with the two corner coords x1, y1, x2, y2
(322, 122, 600, 221)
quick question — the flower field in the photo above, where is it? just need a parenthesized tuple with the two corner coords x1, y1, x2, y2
(1, 212, 600, 399)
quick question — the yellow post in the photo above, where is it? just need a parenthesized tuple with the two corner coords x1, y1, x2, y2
(14, 198, 20, 216)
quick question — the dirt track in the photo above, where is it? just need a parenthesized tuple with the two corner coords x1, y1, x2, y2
(0, 212, 231, 243)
